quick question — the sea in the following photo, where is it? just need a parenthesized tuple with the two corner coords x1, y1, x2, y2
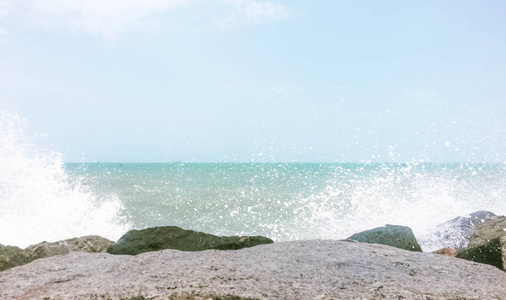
(2, 113, 506, 251)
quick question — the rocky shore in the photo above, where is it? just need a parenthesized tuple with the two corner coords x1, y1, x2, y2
(1, 211, 506, 299)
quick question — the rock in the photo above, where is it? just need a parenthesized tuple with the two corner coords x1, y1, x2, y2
(0, 236, 114, 272)
(0, 244, 29, 271)
(347, 224, 422, 252)
(419, 211, 496, 251)
(456, 215, 506, 271)
(107, 226, 274, 255)
(432, 247, 457, 257)
(2, 240, 506, 299)
(24, 235, 114, 261)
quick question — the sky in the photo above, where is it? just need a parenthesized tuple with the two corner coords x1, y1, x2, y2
(0, 0, 505, 163)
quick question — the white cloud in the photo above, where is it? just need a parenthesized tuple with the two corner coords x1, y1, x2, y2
(218, 0, 291, 29)
(22, 0, 192, 38)
(0, 0, 14, 18)
(0, 0, 9, 40)
(0, 0, 291, 38)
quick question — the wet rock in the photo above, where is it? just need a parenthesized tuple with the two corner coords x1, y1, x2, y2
(420, 211, 496, 251)
(456, 215, 506, 271)
(107, 226, 274, 255)
(24, 235, 114, 261)
(432, 247, 457, 257)
(347, 224, 422, 252)
(0, 244, 29, 271)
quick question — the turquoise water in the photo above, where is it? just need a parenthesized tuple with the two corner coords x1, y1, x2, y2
(63, 162, 506, 250)
(2, 113, 506, 250)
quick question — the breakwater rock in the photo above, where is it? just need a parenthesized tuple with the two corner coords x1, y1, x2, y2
(456, 215, 506, 271)
(107, 226, 274, 255)
(347, 224, 422, 252)
(1, 240, 506, 299)
(0, 244, 29, 272)
(1, 228, 273, 271)
(0, 235, 113, 271)
(421, 210, 496, 251)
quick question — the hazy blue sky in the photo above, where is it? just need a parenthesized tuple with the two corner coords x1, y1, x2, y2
(1, 0, 505, 163)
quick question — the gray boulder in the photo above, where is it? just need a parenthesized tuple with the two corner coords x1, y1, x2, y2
(420, 211, 496, 251)
(0, 235, 114, 272)
(24, 235, 114, 261)
(347, 224, 422, 252)
(4, 240, 506, 299)
(456, 215, 506, 271)
(107, 226, 274, 255)
(0, 244, 29, 271)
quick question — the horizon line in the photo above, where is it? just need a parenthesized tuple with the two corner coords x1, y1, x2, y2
(63, 161, 503, 165)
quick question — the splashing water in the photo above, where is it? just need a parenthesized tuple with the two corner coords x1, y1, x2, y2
(0, 112, 130, 248)
(66, 162, 506, 252)
(291, 163, 506, 251)
(2, 111, 506, 252)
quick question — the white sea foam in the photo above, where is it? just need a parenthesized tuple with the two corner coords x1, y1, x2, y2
(0, 112, 130, 248)
(107, 162, 505, 252)
(3, 110, 503, 252)
(288, 164, 506, 251)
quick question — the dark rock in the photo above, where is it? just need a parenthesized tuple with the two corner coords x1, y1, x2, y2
(107, 226, 274, 255)
(421, 211, 496, 251)
(0, 244, 29, 271)
(24, 235, 114, 261)
(456, 215, 506, 271)
(347, 224, 422, 252)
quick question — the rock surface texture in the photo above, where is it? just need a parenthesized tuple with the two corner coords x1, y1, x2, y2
(456, 215, 506, 271)
(0, 235, 113, 271)
(107, 226, 274, 255)
(347, 224, 423, 252)
(1, 240, 506, 299)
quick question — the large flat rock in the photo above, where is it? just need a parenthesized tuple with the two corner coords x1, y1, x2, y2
(1, 240, 506, 299)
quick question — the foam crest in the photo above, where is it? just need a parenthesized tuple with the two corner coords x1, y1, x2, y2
(264, 164, 506, 251)
(0, 112, 130, 248)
